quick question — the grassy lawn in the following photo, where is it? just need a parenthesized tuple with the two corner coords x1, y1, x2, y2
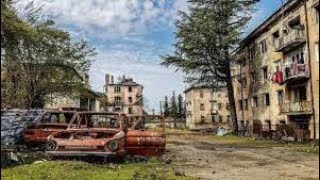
(1, 160, 194, 180)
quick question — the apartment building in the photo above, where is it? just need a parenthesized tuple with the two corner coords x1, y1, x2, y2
(185, 86, 231, 130)
(104, 74, 144, 116)
(233, 0, 319, 140)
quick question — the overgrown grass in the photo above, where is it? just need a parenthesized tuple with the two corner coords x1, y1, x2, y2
(211, 135, 319, 154)
(1, 160, 194, 180)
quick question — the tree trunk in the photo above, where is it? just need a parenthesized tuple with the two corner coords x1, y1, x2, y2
(225, 56, 239, 135)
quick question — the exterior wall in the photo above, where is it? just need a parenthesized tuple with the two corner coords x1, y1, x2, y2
(44, 94, 101, 112)
(105, 77, 144, 116)
(233, 0, 319, 140)
(306, 0, 319, 139)
(185, 88, 231, 130)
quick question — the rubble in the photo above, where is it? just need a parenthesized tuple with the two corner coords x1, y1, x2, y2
(1, 109, 43, 146)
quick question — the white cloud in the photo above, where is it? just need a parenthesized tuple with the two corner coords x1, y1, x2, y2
(16, 0, 188, 38)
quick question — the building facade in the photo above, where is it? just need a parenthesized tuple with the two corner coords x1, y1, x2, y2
(233, 0, 319, 140)
(185, 87, 231, 130)
(104, 74, 144, 116)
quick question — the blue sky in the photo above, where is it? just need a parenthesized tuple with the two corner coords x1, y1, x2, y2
(17, 0, 284, 112)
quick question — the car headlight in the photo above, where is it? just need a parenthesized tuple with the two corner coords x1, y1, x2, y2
(108, 141, 118, 151)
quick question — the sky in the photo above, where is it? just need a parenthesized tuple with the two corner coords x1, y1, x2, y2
(16, 0, 284, 113)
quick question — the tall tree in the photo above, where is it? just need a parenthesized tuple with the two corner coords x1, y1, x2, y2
(170, 91, 178, 118)
(177, 94, 185, 118)
(164, 96, 169, 117)
(1, 1, 95, 109)
(161, 0, 259, 134)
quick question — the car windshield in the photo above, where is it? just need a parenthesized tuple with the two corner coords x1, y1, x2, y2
(86, 114, 120, 128)
(41, 112, 74, 124)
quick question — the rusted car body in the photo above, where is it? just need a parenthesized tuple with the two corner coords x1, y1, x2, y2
(23, 111, 77, 144)
(46, 113, 166, 157)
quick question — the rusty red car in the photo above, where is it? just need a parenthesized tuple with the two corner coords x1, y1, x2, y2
(23, 111, 78, 145)
(45, 112, 166, 157)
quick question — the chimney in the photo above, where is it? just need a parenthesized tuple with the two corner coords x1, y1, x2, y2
(105, 74, 110, 85)
(111, 75, 114, 84)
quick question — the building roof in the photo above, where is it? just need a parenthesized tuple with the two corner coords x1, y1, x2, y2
(184, 85, 226, 94)
(236, 0, 302, 51)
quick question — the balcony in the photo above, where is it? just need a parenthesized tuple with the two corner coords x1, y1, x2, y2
(275, 29, 306, 53)
(279, 101, 313, 115)
(283, 63, 310, 84)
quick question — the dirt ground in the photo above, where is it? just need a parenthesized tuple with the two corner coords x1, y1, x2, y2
(165, 131, 319, 180)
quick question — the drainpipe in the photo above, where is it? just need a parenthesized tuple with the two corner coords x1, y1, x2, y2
(303, 0, 317, 140)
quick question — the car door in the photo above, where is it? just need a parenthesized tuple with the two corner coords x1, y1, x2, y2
(126, 116, 166, 156)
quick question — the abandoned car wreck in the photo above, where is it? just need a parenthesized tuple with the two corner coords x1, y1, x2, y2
(21, 111, 166, 158)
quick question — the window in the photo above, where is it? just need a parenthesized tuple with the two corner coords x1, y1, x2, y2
(239, 100, 243, 111)
(294, 85, 307, 102)
(212, 116, 217, 123)
(219, 116, 223, 123)
(251, 72, 256, 84)
(253, 96, 259, 108)
(218, 103, 223, 110)
(128, 86, 132, 92)
(201, 116, 205, 124)
(262, 66, 268, 81)
(200, 90, 204, 98)
(115, 97, 121, 103)
(272, 31, 280, 46)
(264, 93, 270, 106)
(244, 99, 249, 110)
(277, 90, 284, 104)
(227, 116, 231, 123)
(129, 97, 133, 103)
(226, 103, 230, 110)
(128, 108, 133, 114)
(260, 39, 268, 54)
(249, 46, 256, 61)
(200, 104, 205, 111)
(114, 86, 121, 92)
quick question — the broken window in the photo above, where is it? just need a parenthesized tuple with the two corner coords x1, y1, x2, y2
(259, 39, 268, 54)
(200, 90, 204, 98)
(201, 116, 205, 124)
(128, 86, 132, 92)
(218, 103, 223, 110)
(272, 30, 280, 46)
(277, 90, 284, 104)
(244, 99, 249, 110)
(128, 108, 133, 114)
(200, 104, 205, 111)
(264, 93, 270, 106)
(294, 85, 307, 102)
(249, 46, 256, 61)
(129, 97, 133, 103)
(253, 96, 259, 108)
(251, 72, 256, 84)
(262, 66, 269, 81)
(219, 116, 223, 123)
(239, 100, 243, 111)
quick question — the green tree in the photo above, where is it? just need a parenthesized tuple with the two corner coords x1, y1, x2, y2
(164, 96, 169, 117)
(1, 1, 95, 109)
(177, 94, 185, 118)
(170, 91, 178, 118)
(161, 0, 259, 134)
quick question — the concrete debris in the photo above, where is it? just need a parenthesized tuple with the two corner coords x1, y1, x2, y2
(1, 109, 43, 146)
(216, 127, 228, 136)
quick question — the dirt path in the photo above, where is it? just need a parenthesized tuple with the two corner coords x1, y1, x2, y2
(165, 132, 319, 180)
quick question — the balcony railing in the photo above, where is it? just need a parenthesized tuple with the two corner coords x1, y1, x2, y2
(279, 101, 313, 114)
(283, 63, 310, 84)
(275, 29, 306, 52)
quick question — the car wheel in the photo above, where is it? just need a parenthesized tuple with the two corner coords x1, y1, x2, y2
(46, 141, 57, 151)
